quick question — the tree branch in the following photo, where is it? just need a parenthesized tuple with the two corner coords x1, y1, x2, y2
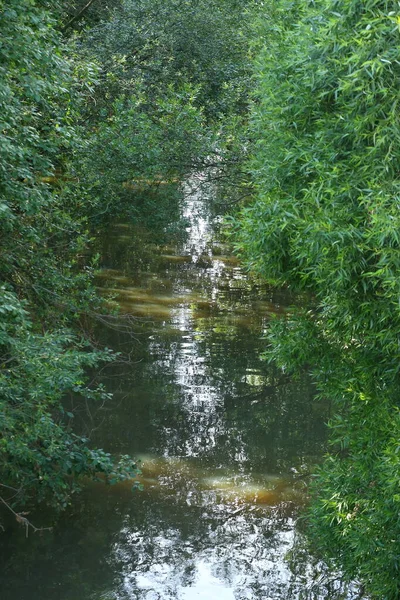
(62, 0, 100, 33)
(0, 495, 52, 538)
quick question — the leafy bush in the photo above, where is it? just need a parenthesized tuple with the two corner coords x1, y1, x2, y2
(232, 1, 400, 596)
(0, 0, 139, 519)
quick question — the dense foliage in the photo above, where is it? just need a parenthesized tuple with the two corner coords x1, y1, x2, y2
(232, 1, 400, 597)
(66, 0, 254, 220)
(0, 0, 141, 518)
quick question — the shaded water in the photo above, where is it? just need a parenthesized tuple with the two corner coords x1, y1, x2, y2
(0, 180, 361, 599)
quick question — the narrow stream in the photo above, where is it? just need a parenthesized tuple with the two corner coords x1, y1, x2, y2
(0, 180, 361, 599)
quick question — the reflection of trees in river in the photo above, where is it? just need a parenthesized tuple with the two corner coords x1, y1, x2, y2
(0, 209, 359, 600)
(0, 484, 361, 600)
(54, 212, 340, 598)
(90, 227, 327, 474)
(88, 295, 326, 477)
(111, 509, 297, 599)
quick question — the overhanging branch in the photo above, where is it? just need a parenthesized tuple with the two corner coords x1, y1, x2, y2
(62, 0, 100, 33)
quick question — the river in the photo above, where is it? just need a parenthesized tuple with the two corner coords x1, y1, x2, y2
(0, 178, 361, 599)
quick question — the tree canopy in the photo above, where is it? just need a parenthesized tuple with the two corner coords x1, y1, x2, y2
(0, 0, 142, 517)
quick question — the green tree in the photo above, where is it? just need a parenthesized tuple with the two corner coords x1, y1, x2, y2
(232, 1, 400, 597)
(67, 0, 255, 221)
(81, 0, 253, 120)
(0, 0, 139, 523)
(69, 84, 213, 225)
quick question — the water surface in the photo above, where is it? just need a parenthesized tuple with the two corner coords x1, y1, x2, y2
(0, 181, 361, 599)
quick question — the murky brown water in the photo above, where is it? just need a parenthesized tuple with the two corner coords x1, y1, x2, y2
(0, 179, 361, 599)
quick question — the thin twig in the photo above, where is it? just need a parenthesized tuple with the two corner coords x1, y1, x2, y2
(0, 495, 52, 538)
(62, 0, 99, 33)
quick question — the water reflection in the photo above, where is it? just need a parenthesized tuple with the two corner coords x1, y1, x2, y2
(0, 181, 362, 599)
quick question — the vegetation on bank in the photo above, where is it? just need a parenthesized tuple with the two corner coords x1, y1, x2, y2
(232, 1, 400, 597)
(0, 0, 140, 519)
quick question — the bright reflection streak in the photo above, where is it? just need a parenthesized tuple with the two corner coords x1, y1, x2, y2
(180, 561, 235, 600)
(182, 178, 212, 262)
